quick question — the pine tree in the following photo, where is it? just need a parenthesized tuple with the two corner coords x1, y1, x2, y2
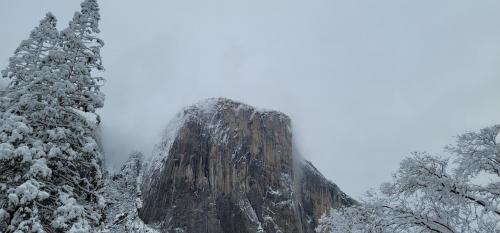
(1, 13, 58, 88)
(0, 1, 106, 232)
(0, 13, 59, 233)
(42, 0, 106, 231)
(58, 0, 105, 113)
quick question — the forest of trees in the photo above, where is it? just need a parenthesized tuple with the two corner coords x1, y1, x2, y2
(316, 125, 500, 233)
(0, 0, 105, 232)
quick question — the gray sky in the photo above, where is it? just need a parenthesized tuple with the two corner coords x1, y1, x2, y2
(1, 0, 500, 198)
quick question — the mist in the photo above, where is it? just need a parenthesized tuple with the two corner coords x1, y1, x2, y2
(1, 0, 500, 197)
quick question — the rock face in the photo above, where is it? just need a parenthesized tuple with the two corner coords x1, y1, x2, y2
(140, 98, 354, 233)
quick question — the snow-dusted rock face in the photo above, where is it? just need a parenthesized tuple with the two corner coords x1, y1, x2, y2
(140, 98, 355, 233)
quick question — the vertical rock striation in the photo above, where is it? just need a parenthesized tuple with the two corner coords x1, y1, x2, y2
(140, 98, 355, 233)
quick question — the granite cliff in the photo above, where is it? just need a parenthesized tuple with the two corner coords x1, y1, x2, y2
(134, 98, 354, 233)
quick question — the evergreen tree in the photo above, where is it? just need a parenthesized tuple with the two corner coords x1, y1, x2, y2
(0, 13, 60, 233)
(58, 0, 105, 113)
(0, 1, 106, 232)
(1, 13, 58, 88)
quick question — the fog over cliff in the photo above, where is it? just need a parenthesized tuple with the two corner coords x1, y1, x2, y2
(1, 0, 500, 197)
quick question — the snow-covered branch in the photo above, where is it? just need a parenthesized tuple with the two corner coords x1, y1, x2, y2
(317, 125, 500, 233)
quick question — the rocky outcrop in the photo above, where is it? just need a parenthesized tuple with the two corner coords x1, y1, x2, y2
(140, 98, 355, 233)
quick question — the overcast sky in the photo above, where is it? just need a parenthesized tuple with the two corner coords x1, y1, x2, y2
(1, 0, 500, 198)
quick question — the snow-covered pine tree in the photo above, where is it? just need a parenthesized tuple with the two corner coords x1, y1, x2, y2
(40, 0, 106, 231)
(0, 1, 106, 232)
(58, 0, 104, 114)
(1, 13, 59, 88)
(0, 13, 60, 233)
